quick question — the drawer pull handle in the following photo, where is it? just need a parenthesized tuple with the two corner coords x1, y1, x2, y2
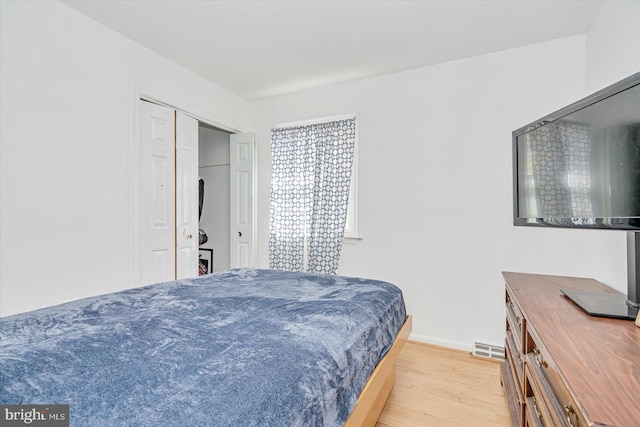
(532, 396, 542, 419)
(563, 404, 575, 426)
(533, 348, 548, 368)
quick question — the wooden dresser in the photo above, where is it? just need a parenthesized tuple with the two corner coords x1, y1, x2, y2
(501, 272, 640, 427)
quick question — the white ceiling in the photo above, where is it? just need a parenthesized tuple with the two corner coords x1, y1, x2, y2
(62, 0, 605, 100)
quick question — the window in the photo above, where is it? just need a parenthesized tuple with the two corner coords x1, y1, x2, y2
(269, 115, 359, 274)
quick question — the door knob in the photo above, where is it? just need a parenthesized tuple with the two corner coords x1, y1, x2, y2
(238, 231, 242, 237)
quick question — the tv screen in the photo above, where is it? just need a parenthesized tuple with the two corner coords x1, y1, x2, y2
(513, 73, 640, 229)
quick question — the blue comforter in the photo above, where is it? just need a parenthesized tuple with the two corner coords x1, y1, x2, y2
(0, 268, 406, 426)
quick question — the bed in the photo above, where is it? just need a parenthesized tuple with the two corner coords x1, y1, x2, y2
(0, 268, 410, 426)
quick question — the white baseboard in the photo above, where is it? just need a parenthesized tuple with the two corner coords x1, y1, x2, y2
(408, 333, 472, 353)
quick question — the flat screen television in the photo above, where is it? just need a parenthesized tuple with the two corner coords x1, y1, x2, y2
(512, 72, 640, 320)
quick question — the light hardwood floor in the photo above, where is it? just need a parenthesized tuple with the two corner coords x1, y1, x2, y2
(376, 341, 511, 427)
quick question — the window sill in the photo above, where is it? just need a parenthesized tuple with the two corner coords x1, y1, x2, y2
(343, 235, 363, 245)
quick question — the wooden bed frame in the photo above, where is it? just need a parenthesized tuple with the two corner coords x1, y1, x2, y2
(344, 315, 412, 427)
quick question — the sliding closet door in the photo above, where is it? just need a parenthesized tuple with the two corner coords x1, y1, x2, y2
(139, 101, 199, 285)
(139, 101, 176, 285)
(175, 111, 199, 279)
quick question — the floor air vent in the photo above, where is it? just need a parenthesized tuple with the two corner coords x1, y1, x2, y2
(472, 342, 505, 361)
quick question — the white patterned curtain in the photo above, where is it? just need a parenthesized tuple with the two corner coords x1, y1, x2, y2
(269, 118, 356, 274)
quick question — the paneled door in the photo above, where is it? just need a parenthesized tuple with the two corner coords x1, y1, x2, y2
(175, 111, 199, 279)
(140, 101, 175, 285)
(229, 133, 256, 268)
(139, 101, 199, 285)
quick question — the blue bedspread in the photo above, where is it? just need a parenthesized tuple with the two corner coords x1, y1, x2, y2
(0, 268, 406, 426)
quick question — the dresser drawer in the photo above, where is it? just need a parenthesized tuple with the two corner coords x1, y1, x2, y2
(506, 288, 524, 352)
(526, 328, 587, 427)
(501, 359, 522, 427)
(524, 396, 544, 427)
(505, 331, 524, 396)
(525, 364, 556, 427)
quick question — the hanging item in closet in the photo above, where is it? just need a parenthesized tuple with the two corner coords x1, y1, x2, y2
(199, 229, 208, 245)
(199, 177, 205, 220)
(198, 177, 209, 245)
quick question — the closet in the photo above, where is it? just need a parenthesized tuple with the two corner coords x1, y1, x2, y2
(198, 124, 232, 273)
(137, 100, 256, 286)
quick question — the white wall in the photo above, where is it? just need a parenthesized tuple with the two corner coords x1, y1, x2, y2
(0, 1, 246, 316)
(247, 35, 636, 349)
(198, 126, 231, 272)
(585, 0, 640, 92)
(2, 0, 636, 348)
